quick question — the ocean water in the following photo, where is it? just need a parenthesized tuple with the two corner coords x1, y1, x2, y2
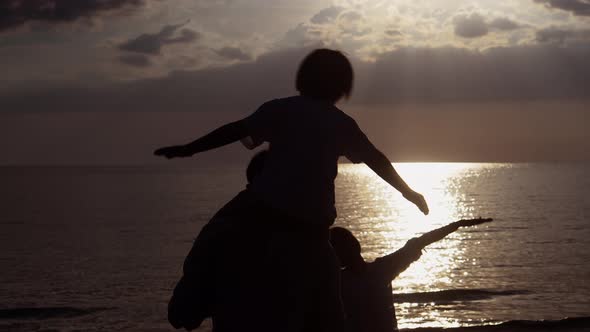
(1, 163, 589, 331)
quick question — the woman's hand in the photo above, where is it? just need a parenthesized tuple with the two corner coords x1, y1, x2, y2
(153, 145, 193, 159)
(403, 190, 429, 215)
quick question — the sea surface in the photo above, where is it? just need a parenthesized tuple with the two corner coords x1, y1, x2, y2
(1, 163, 589, 331)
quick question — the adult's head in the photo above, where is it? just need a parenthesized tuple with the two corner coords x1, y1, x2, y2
(329, 227, 364, 269)
(246, 150, 268, 183)
(296, 49, 354, 103)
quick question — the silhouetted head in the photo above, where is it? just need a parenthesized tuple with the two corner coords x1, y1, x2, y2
(296, 49, 353, 103)
(246, 150, 268, 183)
(329, 227, 364, 269)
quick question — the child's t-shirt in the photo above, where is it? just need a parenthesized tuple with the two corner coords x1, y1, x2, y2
(244, 95, 373, 225)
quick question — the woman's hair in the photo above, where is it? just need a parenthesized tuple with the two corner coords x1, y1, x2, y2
(296, 49, 354, 102)
(329, 227, 362, 268)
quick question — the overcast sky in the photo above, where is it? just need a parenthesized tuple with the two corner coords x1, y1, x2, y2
(1, 0, 589, 164)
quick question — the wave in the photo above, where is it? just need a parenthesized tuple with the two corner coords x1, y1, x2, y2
(0, 306, 113, 320)
(403, 317, 590, 331)
(394, 289, 530, 304)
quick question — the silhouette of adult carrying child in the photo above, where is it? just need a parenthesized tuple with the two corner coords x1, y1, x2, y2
(155, 49, 429, 332)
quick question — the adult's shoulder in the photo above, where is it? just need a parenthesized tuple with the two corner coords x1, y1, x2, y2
(257, 97, 281, 109)
(255, 96, 299, 111)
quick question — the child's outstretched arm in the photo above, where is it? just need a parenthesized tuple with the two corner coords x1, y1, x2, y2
(362, 145, 429, 215)
(154, 120, 248, 159)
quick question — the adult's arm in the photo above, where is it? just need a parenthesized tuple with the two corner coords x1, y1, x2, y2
(154, 120, 249, 158)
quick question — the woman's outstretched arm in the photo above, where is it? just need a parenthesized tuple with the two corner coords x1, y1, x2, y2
(362, 145, 429, 215)
(376, 218, 493, 280)
(154, 120, 248, 158)
(407, 218, 493, 249)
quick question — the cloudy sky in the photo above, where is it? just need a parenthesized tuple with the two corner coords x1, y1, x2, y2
(1, 0, 589, 164)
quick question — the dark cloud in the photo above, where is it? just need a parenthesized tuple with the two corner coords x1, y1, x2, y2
(0, 46, 310, 114)
(310, 6, 344, 24)
(118, 54, 152, 67)
(340, 11, 362, 22)
(453, 13, 489, 38)
(536, 26, 590, 44)
(215, 47, 251, 61)
(488, 18, 521, 30)
(2, 44, 590, 115)
(454, 14, 524, 38)
(0, 0, 146, 32)
(357, 45, 590, 103)
(118, 22, 200, 55)
(534, 0, 590, 16)
(536, 27, 575, 43)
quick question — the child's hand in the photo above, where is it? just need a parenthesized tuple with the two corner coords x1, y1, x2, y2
(403, 190, 429, 215)
(154, 145, 192, 159)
